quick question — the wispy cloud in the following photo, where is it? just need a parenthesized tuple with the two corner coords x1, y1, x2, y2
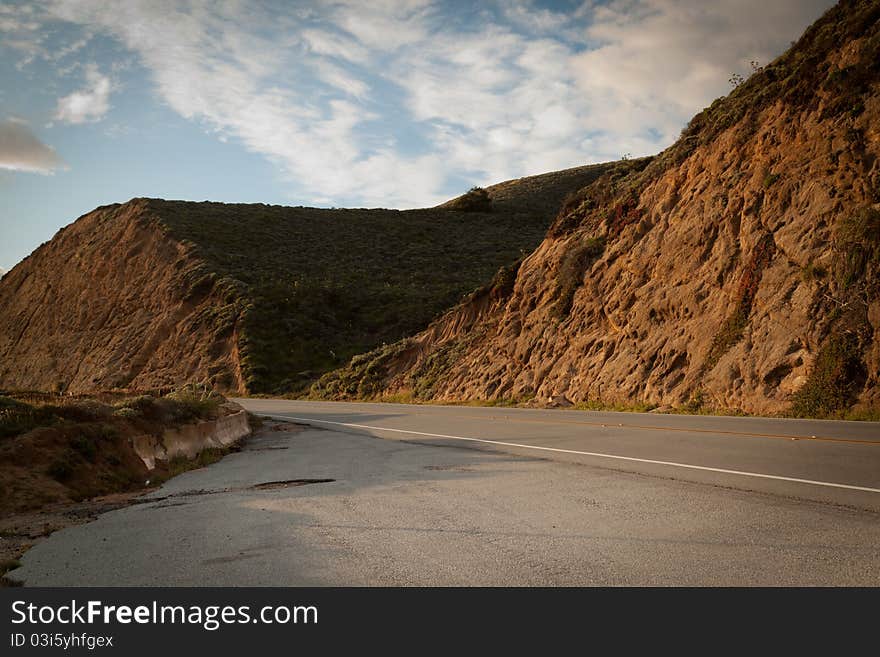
(495, 0, 571, 35)
(570, 0, 832, 146)
(0, 2, 47, 67)
(0, 118, 64, 174)
(20, 0, 834, 206)
(53, 63, 112, 124)
(300, 28, 370, 64)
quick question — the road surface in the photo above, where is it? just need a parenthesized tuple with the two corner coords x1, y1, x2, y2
(241, 399, 880, 509)
(10, 400, 880, 586)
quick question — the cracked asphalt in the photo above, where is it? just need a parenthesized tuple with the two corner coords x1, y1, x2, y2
(10, 420, 880, 586)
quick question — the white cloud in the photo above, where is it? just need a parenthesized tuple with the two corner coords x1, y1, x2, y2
(53, 63, 112, 124)
(495, 0, 570, 35)
(41, 0, 449, 207)
(571, 0, 832, 145)
(300, 28, 370, 64)
(311, 60, 371, 100)
(0, 2, 48, 67)
(329, 0, 433, 52)
(28, 0, 835, 206)
(0, 118, 64, 174)
(0, 2, 91, 68)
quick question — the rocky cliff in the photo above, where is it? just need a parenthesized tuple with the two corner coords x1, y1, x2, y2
(0, 200, 246, 393)
(314, 0, 880, 417)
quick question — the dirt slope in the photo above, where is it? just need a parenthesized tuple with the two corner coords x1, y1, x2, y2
(0, 166, 610, 395)
(0, 200, 244, 393)
(314, 0, 880, 417)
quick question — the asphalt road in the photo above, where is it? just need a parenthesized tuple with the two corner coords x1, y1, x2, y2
(10, 401, 880, 586)
(239, 399, 880, 510)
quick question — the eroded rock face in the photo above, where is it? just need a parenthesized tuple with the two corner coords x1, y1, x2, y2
(0, 200, 245, 393)
(316, 1, 880, 416)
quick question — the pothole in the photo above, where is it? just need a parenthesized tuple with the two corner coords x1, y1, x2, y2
(142, 479, 335, 505)
(249, 479, 335, 490)
(151, 501, 189, 509)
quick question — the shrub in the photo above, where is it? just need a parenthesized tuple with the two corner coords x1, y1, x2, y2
(762, 172, 780, 188)
(113, 395, 158, 414)
(47, 451, 76, 481)
(792, 334, 866, 417)
(0, 396, 55, 438)
(56, 400, 112, 423)
(790, 207, 878, 417)
(801, 261, 827, 283)
(164, 386, 221, 421)
(554, 236, 606, 318)
(833, 206, 880, 292)
(702, 234, 776, 373)
(463, 260, 523, 304)
(446, 187, 493, 213)
(409, 340, 467, 399)
(70, 435, 98, 462)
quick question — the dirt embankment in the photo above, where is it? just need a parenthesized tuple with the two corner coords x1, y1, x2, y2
(0, 391, 253, 585)
(0, 391, 251, 517)
(0, 200, 245, 394)
(315, 0, 880, 418)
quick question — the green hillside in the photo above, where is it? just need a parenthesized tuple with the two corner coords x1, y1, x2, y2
(151, 163, 613, 393)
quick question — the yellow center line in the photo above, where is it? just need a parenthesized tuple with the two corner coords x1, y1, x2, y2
(280, 403, 880, 446)
(477, 415, 880, 445)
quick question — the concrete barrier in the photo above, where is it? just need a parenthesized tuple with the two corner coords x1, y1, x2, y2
(131, 409, 251, 470)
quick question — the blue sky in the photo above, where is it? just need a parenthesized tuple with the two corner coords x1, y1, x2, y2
(0, 0, 834, 273)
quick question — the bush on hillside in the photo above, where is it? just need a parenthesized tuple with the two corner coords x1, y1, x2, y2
(446, 187, 493, 213)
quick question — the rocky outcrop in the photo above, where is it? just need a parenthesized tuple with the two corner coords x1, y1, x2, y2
(315, 0, 880, 417)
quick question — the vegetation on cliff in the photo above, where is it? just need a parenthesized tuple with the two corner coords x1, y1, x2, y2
(148, 163, 614, 394)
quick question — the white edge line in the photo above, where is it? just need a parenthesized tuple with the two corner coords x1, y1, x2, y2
(263, 414, 880, 495)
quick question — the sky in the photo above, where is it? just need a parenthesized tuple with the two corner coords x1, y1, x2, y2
(0, 0, 835, 273)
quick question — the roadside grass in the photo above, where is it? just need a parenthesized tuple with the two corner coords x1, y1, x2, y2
(149, 447, 233, 488)
(0, 386, 242, 518)
(573, 400, 659, 414)
(0, 559, 21, 576)
(841, 408, 880, 422)
(0, 386, 222, 440)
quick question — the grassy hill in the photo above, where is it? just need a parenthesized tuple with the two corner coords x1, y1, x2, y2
(151, 163, 615, 394)
(0, 162, 615, 396)
(155, 202, 540, 393)
(439, 163, 620, 216)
